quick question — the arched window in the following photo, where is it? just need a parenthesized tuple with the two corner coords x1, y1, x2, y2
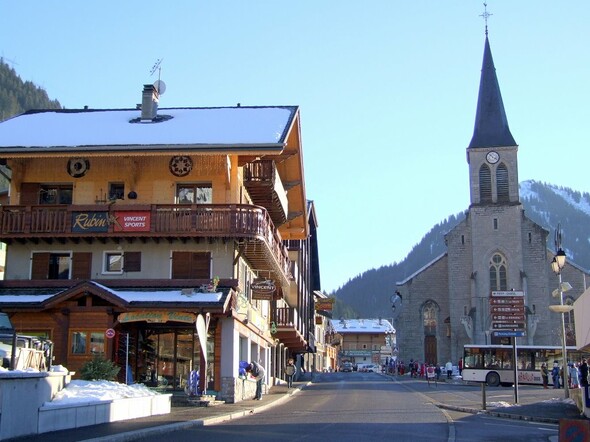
(496, 163, 509, 202)
(489, 253, 507, 291)
(423, 301, 438, 336)
(479, 164, 492, 203)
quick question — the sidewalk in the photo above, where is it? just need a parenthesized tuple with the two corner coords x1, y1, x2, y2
(16, 376, 312, 442)
(14, 373, 587, 441)
(390, 373, 586, 424)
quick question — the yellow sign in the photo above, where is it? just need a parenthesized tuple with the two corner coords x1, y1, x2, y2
(118, 311, 196, 324)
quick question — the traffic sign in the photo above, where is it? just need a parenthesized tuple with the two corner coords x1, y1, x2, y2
(493, 330, 526, 337)
(105, 328, 116, 339)
(492, 322, 525, 329)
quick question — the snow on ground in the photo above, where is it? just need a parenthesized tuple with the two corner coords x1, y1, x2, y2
(0, 365, 161, 407)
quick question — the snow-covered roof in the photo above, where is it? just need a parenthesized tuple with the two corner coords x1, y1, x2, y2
(0, 106, 298, 152)
(331, 318, 394, 334)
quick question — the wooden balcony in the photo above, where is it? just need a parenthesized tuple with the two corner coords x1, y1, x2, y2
(243, 160, 288, 227)
(272, 306, 307, 352)
(0, 203, 292, 288)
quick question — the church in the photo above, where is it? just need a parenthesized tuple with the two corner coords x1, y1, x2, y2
(394, 31, 589, 366)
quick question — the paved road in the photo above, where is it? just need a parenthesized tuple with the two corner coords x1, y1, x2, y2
(138, 371, 449, 441)
(137, 372, 563, 442)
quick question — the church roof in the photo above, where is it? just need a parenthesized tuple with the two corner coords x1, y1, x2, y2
(468, 36, 516, 149)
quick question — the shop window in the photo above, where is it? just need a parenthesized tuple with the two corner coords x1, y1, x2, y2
(70, 331, 105, 355)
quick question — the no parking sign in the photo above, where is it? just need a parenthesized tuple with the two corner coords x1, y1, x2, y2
(105, 328, 116, 339)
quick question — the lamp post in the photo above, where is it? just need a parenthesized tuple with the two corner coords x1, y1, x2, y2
(549, 225, 573, 399)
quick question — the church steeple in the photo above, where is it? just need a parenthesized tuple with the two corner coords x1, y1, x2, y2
(468, 36, 516, 148)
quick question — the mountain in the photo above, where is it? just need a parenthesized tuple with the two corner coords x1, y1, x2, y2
(331, 180, 590, 319)
(0, 58, 61, 122)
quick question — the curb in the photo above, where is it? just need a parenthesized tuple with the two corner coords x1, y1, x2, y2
(82, 382, 310, 442)
(436, 403, 560, 424)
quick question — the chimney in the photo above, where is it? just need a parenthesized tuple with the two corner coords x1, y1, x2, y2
(141, 84, 159, 121)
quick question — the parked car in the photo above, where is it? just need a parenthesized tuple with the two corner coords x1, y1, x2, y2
(365, 364, 381, 373)
(341, 362, 353, 372)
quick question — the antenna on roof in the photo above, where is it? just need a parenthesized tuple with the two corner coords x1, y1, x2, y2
(150, 59, 166, 95)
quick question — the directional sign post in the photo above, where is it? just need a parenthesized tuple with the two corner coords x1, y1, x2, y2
(490, 290, 526, 405)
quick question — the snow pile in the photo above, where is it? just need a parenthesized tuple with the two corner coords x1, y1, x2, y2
(44, 380, 160, 408)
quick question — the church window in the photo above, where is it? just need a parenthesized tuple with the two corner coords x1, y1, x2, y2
(479, 164, 492, 202)
(493, 218, 498, 230)
(496, 163, 509, 202)
(423, 301, 438, 336)
(489, 253, 507, 291)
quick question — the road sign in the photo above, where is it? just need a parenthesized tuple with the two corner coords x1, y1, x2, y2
(492, 314, 526, 322)
(493, 330, 526, 337)
(105, 328, 116, 339)
(492, 322, 525, 329)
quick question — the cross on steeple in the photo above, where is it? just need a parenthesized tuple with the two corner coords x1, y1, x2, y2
(480, 2, 493, 35)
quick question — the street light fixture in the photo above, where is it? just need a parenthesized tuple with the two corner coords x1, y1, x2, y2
(550, 225, 571, 399)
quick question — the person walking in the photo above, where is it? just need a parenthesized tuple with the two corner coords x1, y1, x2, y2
(579, 358, 589, 387)
(445, 361, 453, 379)
(551, 362, 560, 389)
(285, 358, 296, 388)
(569, 362, 580, 388)
(540, 363, 549, 389)
(245, 361, 266, 400)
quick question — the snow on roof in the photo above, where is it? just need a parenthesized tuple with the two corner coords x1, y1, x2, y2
(330, 318, 395, 334)
(0, 106, 298, 151)
(0, 286, 223, 305)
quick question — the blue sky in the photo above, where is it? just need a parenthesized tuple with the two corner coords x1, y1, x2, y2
(1, 1, 589, 293)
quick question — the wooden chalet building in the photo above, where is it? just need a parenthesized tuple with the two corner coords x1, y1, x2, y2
(0, 85, 320, 402)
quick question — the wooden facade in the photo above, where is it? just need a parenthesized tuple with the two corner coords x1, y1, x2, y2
(0, 100, 320, 400)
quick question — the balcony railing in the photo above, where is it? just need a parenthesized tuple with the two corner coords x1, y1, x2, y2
(0, 203, 291, 280)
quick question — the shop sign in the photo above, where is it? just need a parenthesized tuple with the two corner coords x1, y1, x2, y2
(72, 211, 111, 233)
(114, 211, 151, 232)
(315, 316, 323, 325)
(118, 311, 196, 324)
(251, 279, 275, 301)
(315, 301, 334, 311)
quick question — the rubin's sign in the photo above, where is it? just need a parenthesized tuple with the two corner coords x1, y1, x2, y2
(71, 211, 151, 233)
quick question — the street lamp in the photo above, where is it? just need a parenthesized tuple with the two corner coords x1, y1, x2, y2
(549, 225, 573, 399)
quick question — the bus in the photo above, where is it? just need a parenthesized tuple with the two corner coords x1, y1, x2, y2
(462, 344, 589, 387)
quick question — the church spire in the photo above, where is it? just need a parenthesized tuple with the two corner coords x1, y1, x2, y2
(468, 35, 516, 149)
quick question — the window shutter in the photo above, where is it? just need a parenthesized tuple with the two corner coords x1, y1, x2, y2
(123, 252, 141, 272)
(31, 253, 50, 279)
(171, 251, 210, 279)
(20, 183, 40, 205)
(479, 164, 492, 203)
(496, 164, 509, 202)
(72, 252, 92, 280)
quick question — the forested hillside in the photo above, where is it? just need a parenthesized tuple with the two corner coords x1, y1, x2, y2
(0, 59, 61, 121)
(332, 181, 590, 320)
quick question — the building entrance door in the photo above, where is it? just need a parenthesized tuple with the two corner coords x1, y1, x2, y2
(424, 335, 437, 365)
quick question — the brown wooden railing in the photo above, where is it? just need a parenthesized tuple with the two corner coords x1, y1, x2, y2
(274, 307, 299, 328)
(0, 203, 291, 277)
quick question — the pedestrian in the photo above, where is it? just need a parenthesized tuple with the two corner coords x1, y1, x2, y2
(569, 362, 580, 388)
(285, 358, 296, 388)
(458, 358, 463, 376)
(435, 363, 441, 381)
(551, 362, 560, 389)
(245, 361, 266, 400)
(445, 361, 453, 379)
(579, 358, 589, 387)
(540, 363, 549, 389)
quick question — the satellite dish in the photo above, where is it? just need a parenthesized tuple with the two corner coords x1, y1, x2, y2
(153, 80, 166, 95)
